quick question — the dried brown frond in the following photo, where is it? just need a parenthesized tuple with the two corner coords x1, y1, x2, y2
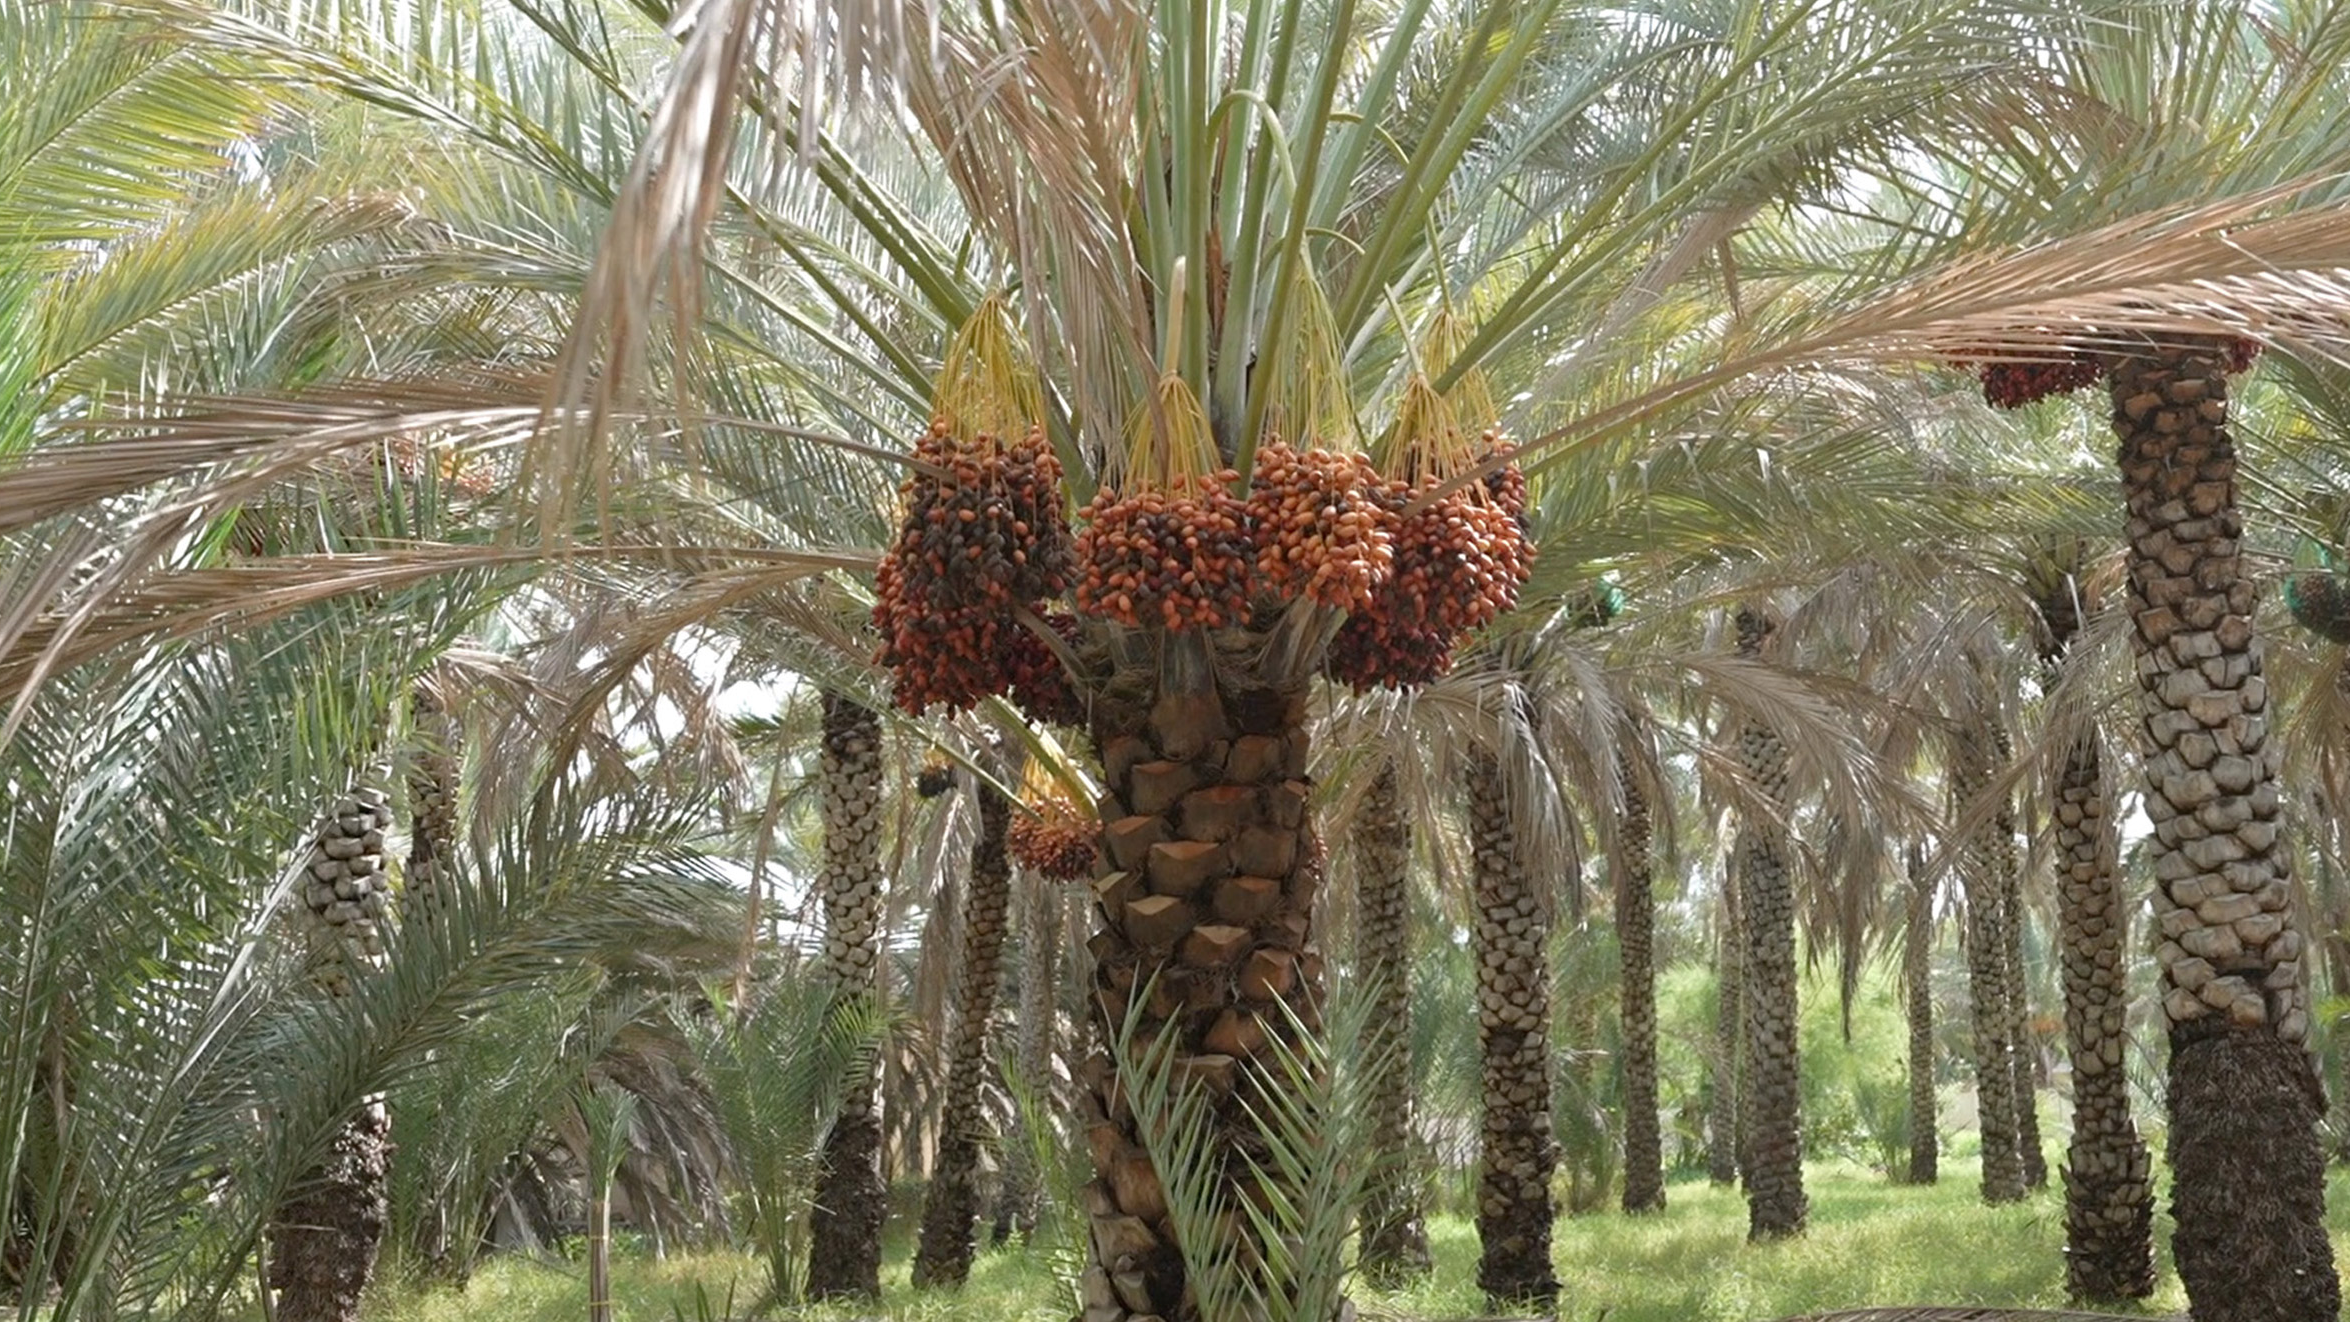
(1454, 183, 2350, 503)
(0, 543, 869, 735)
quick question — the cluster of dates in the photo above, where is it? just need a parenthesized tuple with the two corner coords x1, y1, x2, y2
(1070, 435, 1531, 692)
(1250, 443, 1397, 612)
(1963, 337, 2263, 410)
(872, 422, 1078, 720)
(1326, 435, 1534, 691)
(1073, 472, 1256, 631)
(879, 421, 1534, 710)
(1007, 800, 1098, 880)
(1978, 352, 2107, 408)
(2286, 573, 2350, 646)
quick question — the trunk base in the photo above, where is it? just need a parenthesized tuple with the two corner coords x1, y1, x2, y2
(1622, 1182, 1666, 1216)
(806, 1106, 886, 1300)
(1475, 1030, 1559, 1312)
(2062, 1125, 2154, 1302)
(1474, 1199, 1558, 1311)
(2169, 1022, 2338, 1321)
(911, 1130, 985, 1288)
(270, 1101, 391, 1322)
(1357, 1202, 1433, 1286)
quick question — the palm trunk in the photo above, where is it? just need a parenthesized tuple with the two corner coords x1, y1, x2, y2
(2109, 341, 2337, 1322)
(991, 870, 1061, 1245)
(1707, 856, 1743, 1187)
(403, 685, 466, 1276)
(806, 692, 889, 1302)
(1073, 641, 1330, 1322)
(1354, 759, 1432, 1282)
(1466, 741, 1559, 1311)
(1904, 844, 1938, 1185)
(2049, 717, 2154, 1299)
(1617, 753, 1665, 1214)
(404, 685, 459, 921)
(2003, 870, 2047, 1189)
(1988, 732, 2048, 1190)
(1953, 733, 2025, 1205)
(1735, 607, 1806, 1240)
(2319, 808, 2350, 1163)
(270, 1103, 392, 1322)
(914, 781, 1014, 1287)
(587, 1173, 613, 1322)
(271, 786, 396, 1322)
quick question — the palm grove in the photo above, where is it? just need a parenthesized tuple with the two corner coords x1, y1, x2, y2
(9, 2, 2350, 1321)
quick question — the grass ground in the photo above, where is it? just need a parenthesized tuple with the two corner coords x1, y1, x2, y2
(369, 1156, 2350, 1320)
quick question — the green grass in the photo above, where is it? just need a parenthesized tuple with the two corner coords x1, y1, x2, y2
(368, 1157, 2350, 1320)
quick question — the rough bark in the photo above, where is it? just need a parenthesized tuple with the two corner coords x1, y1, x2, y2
(992, 870, 1061, 1245)
(1988, 733, 2048, 1191)
(270, 1101, 392, 1322)
(404, 685, 459, 920)
(2110, 341, 2338, 1322)
(2170, 1025, 2334, 1321)
(1707, 856, 1744, 1188)
(272, 786, 397, 1322)
(1904, 844, 1938, 1185)
(1735, 606, 1806, 1240)
(404, 688, 465, 1277)
(1354, 759, 1432, 1282)
(1616, 752, 1665, 1214)
(1072, 638, 1333, 1322)
(2048, 717, 2153, 1300)
(1466, 742, 1559, 1311)
(807, 692, 889, 1302)
(914, 782, 1014, 1287)
(1952, 733, 2025, 1205)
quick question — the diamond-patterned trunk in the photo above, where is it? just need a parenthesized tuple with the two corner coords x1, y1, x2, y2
(807, 692, 889, 1301)
(1073, 645, 1331, 1322)
(1708, 858, 1744, 1188)
(1616, 752, 1665, 1214)
(1354, 759, 1432, 1282)
(1952, 733, 2025, 1205)
(2109, 341, 2338, 1322)
(1904, 844, 1938, 1185)
(2049, 715, 2154, 1299)
(1466, 742, 1559, 1311)
(914, 781, 1014, 1287)
(272, 785, 397, 1322)
(404, 686, 459, 921)
(1735, 607, 1805, 1240)
(1989, 729, 2048, 1190)
(992, 870, 1061, 1245)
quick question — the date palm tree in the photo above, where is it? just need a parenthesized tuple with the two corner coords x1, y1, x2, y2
(2106, 334, 2334, 1321)
(912, 772, 1013, 1287)
(1709, 854, 1745, 1188)
(807, 690, 890, 1300)
(1949, 717, 2024, 1204)
(272, 774, 398, 1322)
(27, 3, 2350, 1318)
(990, 864, 1065, 1246)
(404, 681, 462, 920)
(1614, 745, 1666, 1214)
(1350, 756, 1431, 1283)
(1989, 725, 2048, 1191)
(1731, 604, 1806, 1239)
(2030, 550, 2153, 1301)
(1902, 842, 1937, 1185)
(1463, 704, 1560, 1310)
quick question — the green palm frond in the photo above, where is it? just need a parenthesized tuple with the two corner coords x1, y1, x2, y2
(0, 7, 268, 250)
(680, 972, 875, 1308)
